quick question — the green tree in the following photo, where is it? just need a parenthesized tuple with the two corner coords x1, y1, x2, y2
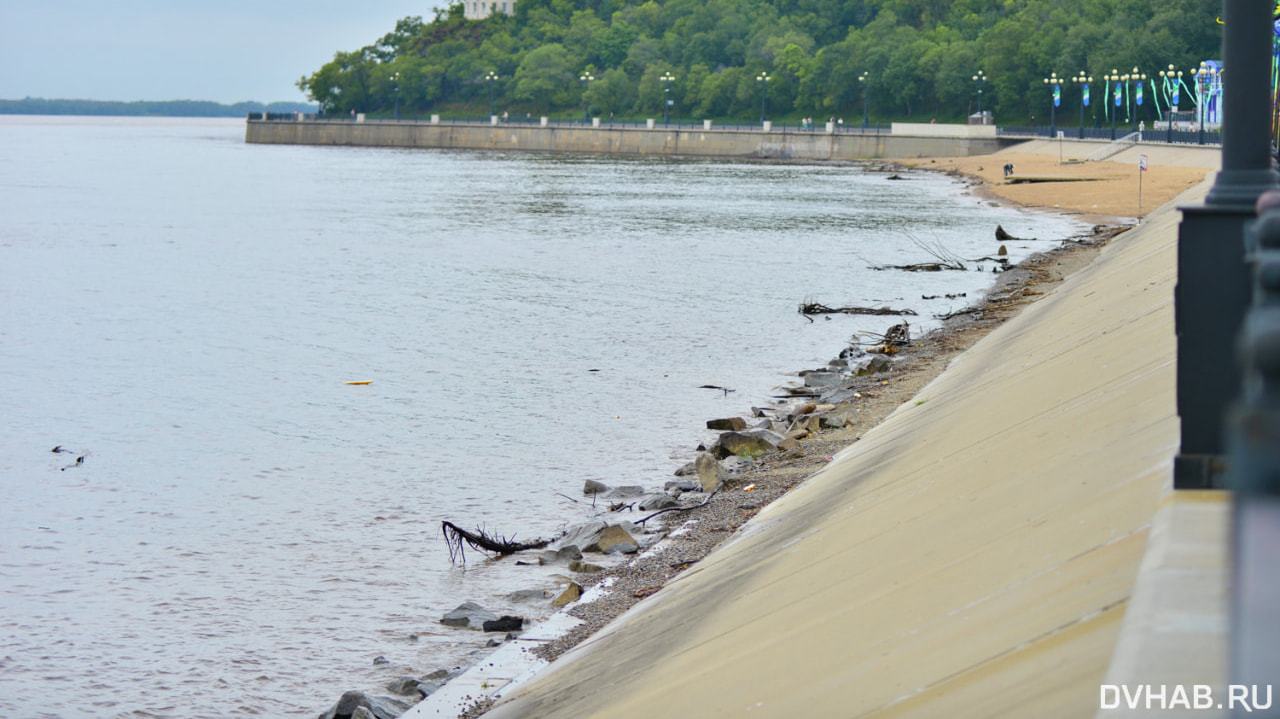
(512, 43, 575, 113)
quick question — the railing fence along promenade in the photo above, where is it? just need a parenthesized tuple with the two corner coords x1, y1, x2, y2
(247, 111, 891, 136)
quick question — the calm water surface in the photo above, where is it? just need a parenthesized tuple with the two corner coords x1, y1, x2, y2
(0, 117, 1088, 717)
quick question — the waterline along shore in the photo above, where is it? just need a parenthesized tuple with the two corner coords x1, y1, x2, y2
(385, 141, 1224, 718)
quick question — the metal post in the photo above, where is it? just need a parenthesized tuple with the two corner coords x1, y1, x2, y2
(660, 72, 675, 126)
(859, 72, 869, 130)
(580, 72, 594, 123)
(1174, 0, 1280, 489)
(756, 73, 770, 124)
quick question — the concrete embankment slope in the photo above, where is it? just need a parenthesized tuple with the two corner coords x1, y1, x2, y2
(483, 177, 1214, 717)
(244, 119, 1009, 160)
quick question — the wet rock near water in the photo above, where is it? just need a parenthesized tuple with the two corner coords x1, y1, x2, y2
(317, 690, 413, 719)
(386, 677, 442, 698)
(706, 416, 748, 431)
(482, 615, 524, 633)
(440, 601, 498, 630)
(638, 494, 679, 511)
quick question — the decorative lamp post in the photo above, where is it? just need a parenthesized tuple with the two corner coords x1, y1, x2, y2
(1043, 72, 1064, 137)
(579, 72, 595, 123)
(1130, 66, 1148, 131)
(858, 71, 869, 130)
(485, 71, 499, 119)
(756, 73, 771, 124)
(1191, 62, 1219, 145)
(392, 72, 401, 120)
(1105, 69, 1125, 140)
(972, 70, 987, 123)
(660, 71, 675, 126)
(1071, 72, 1092, 140)
(1159, 64, 1183, 143)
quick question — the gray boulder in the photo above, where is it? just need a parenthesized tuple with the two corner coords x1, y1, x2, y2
(673, 461, 697, 476)
(718, 429, 785, 457)
(317, 691, 412, 719)
(820, 404, 859, 429)
(802, 371, 843, 387)
(439, 601, 498, 630)
(506, 588, 552, 603)
(552, 520, 608, 551)
(694, 451, 723, 492)
(664, 479, 702, 493)
(584, 523, 637, 553)
(583, 479, 610, 495)
(638, 494, 679, 511)
(386, 677, 440, 698)
(706, 417, 748, 431)
(607, 542, 639, 555)
(853, 354, 893, 375)
(820, 387, 863, 405)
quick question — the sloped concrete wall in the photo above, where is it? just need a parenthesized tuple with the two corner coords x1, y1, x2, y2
(244, 120, 1010, 159)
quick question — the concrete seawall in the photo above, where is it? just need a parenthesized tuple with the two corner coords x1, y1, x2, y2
(432, 162, 1230, 718)
(244, 119, 1013, 160)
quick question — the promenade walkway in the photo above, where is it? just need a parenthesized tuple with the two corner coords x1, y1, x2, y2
(474, 146, 1230, 717)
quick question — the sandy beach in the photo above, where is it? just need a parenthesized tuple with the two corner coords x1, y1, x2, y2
(444, 139, 1217, 718)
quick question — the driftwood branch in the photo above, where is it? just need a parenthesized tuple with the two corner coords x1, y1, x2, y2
(799, 302, 917, 317)
(636, 485, 722, 526)
(870, 233, 967, 272)
(441, 521, 550, 564)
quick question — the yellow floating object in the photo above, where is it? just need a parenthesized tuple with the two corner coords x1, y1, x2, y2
(345, 380, 373, 385)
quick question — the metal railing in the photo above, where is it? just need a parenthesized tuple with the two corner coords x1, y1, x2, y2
(998, 124, 1222, 146)
(246, 112, 889, 135)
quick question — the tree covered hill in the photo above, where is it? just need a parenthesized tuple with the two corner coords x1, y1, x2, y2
(297, 0, 1221, 125)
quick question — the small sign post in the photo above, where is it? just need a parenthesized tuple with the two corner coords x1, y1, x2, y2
(1138, 154, 1149, 220)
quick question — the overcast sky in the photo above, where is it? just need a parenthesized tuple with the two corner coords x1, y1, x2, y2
(1, 1, 437, 104)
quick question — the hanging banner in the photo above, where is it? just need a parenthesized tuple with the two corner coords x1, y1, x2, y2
(1172, 84, 1180, 105)
(1083, 84, 1090, 106)
(1053, 85, 1061, 107)
(1136, 82, 1144, 105)
(1115, 84, 1123, 106)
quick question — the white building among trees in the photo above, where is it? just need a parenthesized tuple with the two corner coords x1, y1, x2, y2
(464, 0, 515, 19)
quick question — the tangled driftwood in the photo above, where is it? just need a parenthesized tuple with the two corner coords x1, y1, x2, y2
(799, 302, 917, 317)
(441, 521, 550, 563)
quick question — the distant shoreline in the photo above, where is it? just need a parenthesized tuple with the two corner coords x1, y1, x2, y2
(0, 97, 315, 118)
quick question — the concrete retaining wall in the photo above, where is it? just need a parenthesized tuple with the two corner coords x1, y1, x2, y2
(244, 119, 1012, 160)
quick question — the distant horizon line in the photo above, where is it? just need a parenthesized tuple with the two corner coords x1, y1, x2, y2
(0, 97, 318, 118)
(3, 96, 316, 107)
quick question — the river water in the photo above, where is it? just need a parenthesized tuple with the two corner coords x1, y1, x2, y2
(0, 116, 1088, 717)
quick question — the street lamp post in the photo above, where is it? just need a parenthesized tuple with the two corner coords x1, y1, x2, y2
(485, 71, 499, 119)
(972, 70, 987, 123)
(858, 71, 869, 130)
(392, 72, 401, 120)
(1159, 64, 1183, 143)
(579, 72, 595, 123)
(1043, 72, 1064, 137)
(1071, 72, 1092, 140)
(1192, 62, 1218, 146)
(1130, 66, 1148, 133)
(1105, 69, 1126, 140)
(660, 71, 675, 126)
(756, 73, 771, 124)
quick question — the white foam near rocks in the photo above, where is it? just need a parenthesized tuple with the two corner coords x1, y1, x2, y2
(402, 579, 616, 717)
